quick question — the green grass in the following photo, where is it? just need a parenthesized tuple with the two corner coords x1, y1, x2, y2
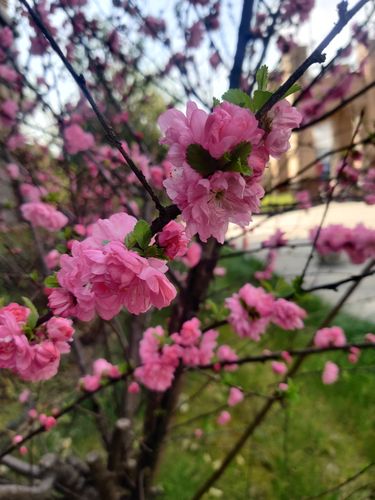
(1, 252, 374, 499)
(156, 255, 375, 499)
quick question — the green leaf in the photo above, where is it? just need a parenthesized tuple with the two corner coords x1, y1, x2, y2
(28, 270, 39, 282)
(256, 65, 269, 91)
(22, 297, 39, 330)
(213, 96, 220, 107)
(292, 275, 303, 294)
(220, 141, 252, 175)
(273, 278, 295, 298)
(282, 83, 301, 99)
(144, 245, 167, 259)
(125, 219, 152, 250)
(186, 144, 218, 177)
(44, 273, 59, 288)
(221, 89, 253, 109)
(64, 226, 72, 239)
(252, 90, 273, 112)
(56, 243, 67, 254)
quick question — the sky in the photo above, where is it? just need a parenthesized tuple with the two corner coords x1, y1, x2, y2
(13, 0, 374, 144)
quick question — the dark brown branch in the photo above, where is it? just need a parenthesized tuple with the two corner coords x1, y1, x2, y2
(19, 0, 165, 214)
(191, 257, 374, 499)
(265, 134, 374, 196)
(297, 80, 375, 132)
(256, 0, 371, 118)
(305, 461, 375, 499)
(229, 0, 255, 89)
(299, 111, 364, 283)
(0, 369, 132, 460)
(198, 341, 375, 370)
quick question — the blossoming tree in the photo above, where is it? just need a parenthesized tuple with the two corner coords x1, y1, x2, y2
(0, 0, 374, 497)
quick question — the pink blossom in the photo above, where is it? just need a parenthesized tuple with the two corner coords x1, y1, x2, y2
(20, 341, 61, 382)
(49, 213, 176, 320)
(0, 65, 18, 83)
(46, 317, 74, 346)
(128, 381, 140, 394)
(0, 312, 32, 372)
(348, 347, 361, 364)
(278, 382, 289, 392)
(156, 220, 189, 259)
(310, 224, 352, 257)
(21, 202, 68, 231)
(6, 163, 19, 180)
(281, 0, 315, 22)
(214, 266, 226, 277)
(194, 428, 204, 438)
(365, 333, 375, 343)
(204, 101, 262, 159)
(228, 387, 244, 407)
(80, 374, 101, 392)
(64, 124, 94, 155)
(209, 51, 221, 68)
(272, 298, 306, 330)
(158, 101, 208, 167)
(281, 351, 292, 364)
(0, 27, 13, 48)
(186, 21, 204, 48)
(314, 326, 346, 348)
(28, 409, 38, 419)
(217, 410, 231, 425)
(265, 100, 302, 157)
(226, 284, 274, 340)
(74, 224, 86, 236)
(1, 303, 30, 324)
(255, 249, 276, 281)
(93, 358, 121, 379)
(45, 249, 61, 269)
(141, 16, 166, 38)
(262, 229, 288, 248)
(39, 414, 57, 431)
(322, 361, 340, 385)
(0, 99, 18, 126)
(217, 344, 238, 371)
(182, 242, 202, 267)
(271, 361, 288, 375)
(135, 326, 180, 392)
(295, 190, 312, 209)
(196, 329, 218, 365)
(165, 167, 264, 243)
(19, 446, 28, 455)
(20, 183, 45, 202)
(7, 133, 25, 151)
(18, 389, 31, 404)
(171, 317, 201, 347)
(12, 435, 23, 445)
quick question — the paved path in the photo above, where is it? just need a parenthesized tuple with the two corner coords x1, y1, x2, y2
(227, 202, 375, 322)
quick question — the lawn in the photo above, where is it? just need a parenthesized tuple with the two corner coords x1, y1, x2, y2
(1, 253, 374, 499)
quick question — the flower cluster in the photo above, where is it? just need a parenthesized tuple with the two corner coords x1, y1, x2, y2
(159, 99, 301, 243)
(80, 358, 121, 392)
(226, 284, 306, 341)
(314, 326, 346, 348)
(311, 224, 375, 264)
(64, 124, 95, 155)
(48, 213, 177, 320)
(21, 202, 68, 231)
(156, 220, 189, 259)
(135, 319, 219, 391)
(0, 304, 74, 382)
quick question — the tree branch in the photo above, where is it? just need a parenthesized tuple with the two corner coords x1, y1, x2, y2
(256, 0, 371, 118)
(19, 0, 165, 215)
(297, 80, 375, 132)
